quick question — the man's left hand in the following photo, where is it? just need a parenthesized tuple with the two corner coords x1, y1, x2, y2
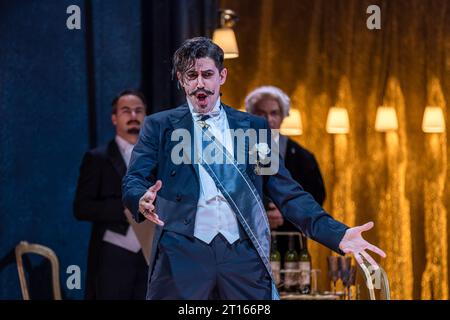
(338, 221, 386, 270)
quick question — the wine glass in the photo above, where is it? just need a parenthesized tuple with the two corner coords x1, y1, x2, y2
(338, 256, 352, 299)
(347, 266, 357, 300)
(327, 256, 339, 294)
(310, 269, 321, 295)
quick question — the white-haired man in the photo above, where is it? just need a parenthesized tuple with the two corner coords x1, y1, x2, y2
(245, 86, 327, 256)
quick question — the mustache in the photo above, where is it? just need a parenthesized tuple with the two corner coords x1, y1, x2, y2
(127, 120, 141, 126)
(189, 88, 215, 96)
(127, 128, 140, 135)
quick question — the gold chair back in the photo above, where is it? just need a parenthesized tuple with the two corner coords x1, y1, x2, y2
(15, 241, 62, 300)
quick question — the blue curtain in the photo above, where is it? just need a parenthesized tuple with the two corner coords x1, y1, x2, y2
(0, 0, 217, 299)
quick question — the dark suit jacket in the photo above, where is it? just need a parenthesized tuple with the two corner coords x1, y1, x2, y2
(122, 103, 349, 285)
(275, 137, 326, 233)
(272, 137, 327, 256)
(73, 140, 129, 299)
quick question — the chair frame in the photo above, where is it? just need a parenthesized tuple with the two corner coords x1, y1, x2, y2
(358, 260, 390, 300)
(15, 241, 62, 300)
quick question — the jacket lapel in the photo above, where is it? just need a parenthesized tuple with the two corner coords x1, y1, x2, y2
(107, 140, 127, 178)
(168, 104, 199, 179)
(223, 104, 251, 169)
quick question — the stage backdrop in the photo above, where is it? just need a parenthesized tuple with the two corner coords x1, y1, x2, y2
(0, 0, 217, 299)
(220, 0, 450, 299)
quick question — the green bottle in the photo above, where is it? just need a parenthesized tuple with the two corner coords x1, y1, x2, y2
(270, 235, 281, 286)
(299, 234, 312, 294)
(284, 235, 299, 292)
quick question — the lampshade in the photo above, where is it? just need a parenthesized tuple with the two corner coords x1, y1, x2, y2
(212, 27, 239, 59)
(326, 107, 350, 134)
(375, 106, 398, 132)
(280, 109, 303, 136)
(422, 106, 445, 133)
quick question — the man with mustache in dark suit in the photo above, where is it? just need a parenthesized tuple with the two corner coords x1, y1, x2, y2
(74, 90, 149, 299)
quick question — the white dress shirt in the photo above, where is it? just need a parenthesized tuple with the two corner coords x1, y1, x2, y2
(188, 98, 240, 244)
(102, 135, 142, 253)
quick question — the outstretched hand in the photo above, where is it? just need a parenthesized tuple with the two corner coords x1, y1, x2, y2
(338, 221, 386, 269)
(139, 180, 164, 226)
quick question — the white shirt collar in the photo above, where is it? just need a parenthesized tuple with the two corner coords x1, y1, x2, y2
(115, 135, 135, 151)
(115, 135, 135, 168)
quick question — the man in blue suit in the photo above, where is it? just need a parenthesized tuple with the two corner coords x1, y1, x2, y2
(122, 37, 385, 300)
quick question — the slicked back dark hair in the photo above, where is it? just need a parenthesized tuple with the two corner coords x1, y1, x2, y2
(172, 37, 224, 84)
(111, 89, 147, 114)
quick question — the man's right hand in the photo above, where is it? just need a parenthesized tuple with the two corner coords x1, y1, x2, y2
(267, 202, 284, 229)
(139, 180, 164, 226)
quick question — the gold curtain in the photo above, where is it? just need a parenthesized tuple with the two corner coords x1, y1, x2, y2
(421, 78, 448, 299)
(220, 0, 450, 299)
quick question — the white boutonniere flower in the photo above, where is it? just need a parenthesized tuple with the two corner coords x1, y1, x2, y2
(250, 143, 270, 160)
(250, 143, 271, 175)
